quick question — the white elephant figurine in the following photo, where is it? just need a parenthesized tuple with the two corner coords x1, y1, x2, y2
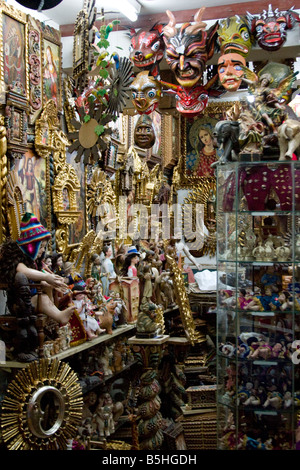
(278, 119, 300, 161)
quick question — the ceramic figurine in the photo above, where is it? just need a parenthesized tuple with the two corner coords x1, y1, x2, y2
(72, 284, 104, 339)
(240, 62, 297, 135)
(278, 119, 300, 160)
(90, 253, 102, 281)
(122, 246, 140, 278)
(101, 245, 117, 296)
(275, 244, 291, 261)
(136, 298, 161, 338)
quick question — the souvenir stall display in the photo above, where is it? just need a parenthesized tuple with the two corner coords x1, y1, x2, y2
(0, 0, 299, 451)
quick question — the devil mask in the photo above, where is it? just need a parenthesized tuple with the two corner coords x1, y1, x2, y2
(247, 5, 299, 51)
(129, 25, 165, 76)
(163, 8, 218, 89)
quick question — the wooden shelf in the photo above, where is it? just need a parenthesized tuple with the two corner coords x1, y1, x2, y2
(0, 324, 136, 370)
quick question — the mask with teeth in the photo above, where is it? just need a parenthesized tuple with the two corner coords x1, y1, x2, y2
(246, 5, 298, 52)
(129, 24, 165, 77)
(217, 15, 254, 58)
(163, 8, 218, 89)
(130, 71, 162, 115)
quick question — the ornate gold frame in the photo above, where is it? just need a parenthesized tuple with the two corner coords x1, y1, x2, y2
(41, 22, 62, 111)
(161, 110, 180, 170)
(35, 99, 60, 158)
(27, 15, 43, 124)
(6, 170, 25, 241)
(0, 2, 29, 103)
(72, 1, 94, 92)
(0, 115, 7, 243)
(0, 358, 83, 450)
(68, 229, 104, 278)
(183, 178, 217, 257)
(180, 101, 235, 188)
(52, 163, 81, 224)
(5, 90, 30, 157)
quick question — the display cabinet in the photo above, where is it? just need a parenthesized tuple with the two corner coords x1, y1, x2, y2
(216, 160, 300, 450)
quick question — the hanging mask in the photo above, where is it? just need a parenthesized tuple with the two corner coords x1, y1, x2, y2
(130, 71, 162, 114)
(134, 114, 156, 149)
(218, 53, 246, 91)
(129, 25, 165, 77)
(217, 15, 254, 57)
(247, 5, 299, 51)
(163, 8, 218, 89)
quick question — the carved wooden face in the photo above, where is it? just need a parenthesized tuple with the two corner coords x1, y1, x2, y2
(218, 53, 246, 91)
(130, 71, 162, 114)
(134, 115, 155, 149)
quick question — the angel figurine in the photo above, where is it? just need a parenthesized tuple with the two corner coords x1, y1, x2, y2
(240, 63, 298, 134)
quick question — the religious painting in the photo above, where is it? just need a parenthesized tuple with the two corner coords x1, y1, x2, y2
(0, 3, 28, 101)
(42, 36, 62, 110)
(185, 115, 219, 179)
(182, 102, 234, 184)
(66, 151, 86, 244)
(11, 149, 50, 229)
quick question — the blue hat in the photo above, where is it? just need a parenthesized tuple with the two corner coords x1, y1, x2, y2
(127, 246, 140, 256)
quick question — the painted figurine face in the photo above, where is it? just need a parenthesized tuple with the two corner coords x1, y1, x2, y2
(247, 5, 296, 51)
(134, 115, 156, 149)
(163, 8, 218, 88)
(130, 71, 162, 114)
(217, 15, 254, 57)
(218, 53, 246, 91)
(129, 26, 165, 74)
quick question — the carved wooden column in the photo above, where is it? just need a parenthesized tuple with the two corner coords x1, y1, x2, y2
(128, 334, 169, 450)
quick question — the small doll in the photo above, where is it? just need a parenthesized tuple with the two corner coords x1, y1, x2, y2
(263, 390, 283, 409)
(72, 284, 105, 339)
(90, 253, 101, 281)
(248, 341, 272, 360)
(52, 253, 66, 277)
(122, 246, 140, 278)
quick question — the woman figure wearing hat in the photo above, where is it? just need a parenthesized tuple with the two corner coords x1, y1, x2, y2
(0, 213, 75, 326)
(122, 246, 140, 278)
(101, 245, 117, 296)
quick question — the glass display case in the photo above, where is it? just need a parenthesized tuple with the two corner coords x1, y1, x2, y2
(216, 160, 300, 450)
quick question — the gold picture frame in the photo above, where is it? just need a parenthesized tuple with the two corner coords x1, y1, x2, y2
(41, 22, 62, 111)
(72, 6, 91, 92)
(27, 15, 43, 124)
(181, 101, 235, 187)
(0, 2, 28, 103)
(5, 90, 29, 157)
